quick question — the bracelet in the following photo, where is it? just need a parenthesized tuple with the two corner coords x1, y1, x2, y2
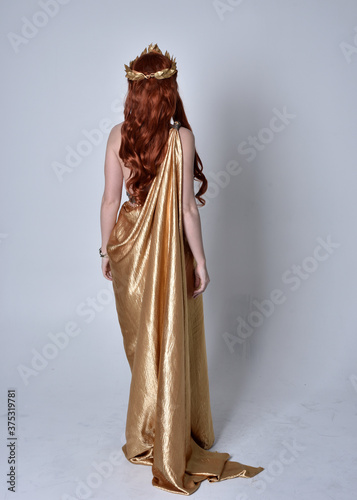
(99, 247, 108, 258)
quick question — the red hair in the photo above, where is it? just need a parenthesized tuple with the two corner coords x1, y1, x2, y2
(119, 49, 208, 207)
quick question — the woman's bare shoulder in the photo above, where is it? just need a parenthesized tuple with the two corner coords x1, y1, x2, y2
(178, 126, 195, 147)
(108, 121, 124, 145)
(178, 125, 194, 136)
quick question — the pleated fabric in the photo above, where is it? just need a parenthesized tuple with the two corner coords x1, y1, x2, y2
(106, 124, 264, 495)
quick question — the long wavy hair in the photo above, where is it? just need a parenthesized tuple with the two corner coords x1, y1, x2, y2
(119, 49, 208, 207)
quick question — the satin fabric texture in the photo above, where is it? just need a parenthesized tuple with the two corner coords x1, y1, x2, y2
(106, 123, 264, 494)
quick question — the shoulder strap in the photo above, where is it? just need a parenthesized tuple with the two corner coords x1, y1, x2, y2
(171, 120, 181, 130)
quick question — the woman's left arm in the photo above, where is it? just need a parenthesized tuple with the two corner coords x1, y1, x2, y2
(100, 125, 123, 280)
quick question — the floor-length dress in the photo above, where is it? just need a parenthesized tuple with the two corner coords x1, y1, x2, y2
(106, 121, 264, 495)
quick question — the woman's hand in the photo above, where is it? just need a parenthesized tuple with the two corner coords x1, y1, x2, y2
(102, 257, 112, 281)
(192, 262, 210, 299)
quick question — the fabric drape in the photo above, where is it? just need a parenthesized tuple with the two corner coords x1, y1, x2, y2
(107, 125, 264, 495)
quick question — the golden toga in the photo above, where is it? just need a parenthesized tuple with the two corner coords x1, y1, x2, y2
(107, 122, 264, 495)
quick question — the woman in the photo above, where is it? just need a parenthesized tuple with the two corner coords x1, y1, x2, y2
(99, 43, 264, 495)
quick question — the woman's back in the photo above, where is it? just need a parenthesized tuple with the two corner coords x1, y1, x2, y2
(106, 121, 196, 213)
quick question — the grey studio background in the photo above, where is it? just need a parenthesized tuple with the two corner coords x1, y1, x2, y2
(1, 1, 357, 499)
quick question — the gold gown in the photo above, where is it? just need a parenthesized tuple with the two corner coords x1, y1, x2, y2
(106, 121, 264, 495)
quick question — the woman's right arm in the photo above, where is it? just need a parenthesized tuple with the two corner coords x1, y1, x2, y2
(180, 128, 210, 298)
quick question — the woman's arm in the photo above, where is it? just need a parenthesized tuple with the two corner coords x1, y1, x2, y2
(100, 125, 123, 280)
(180, 128, 210, 298)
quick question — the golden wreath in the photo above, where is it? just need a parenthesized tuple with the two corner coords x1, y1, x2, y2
(124, 43, 177, 81)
